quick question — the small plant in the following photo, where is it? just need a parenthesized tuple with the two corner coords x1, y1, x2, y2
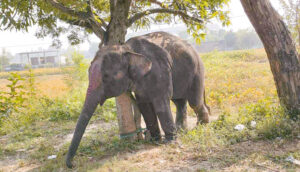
(0, 73, 26, 125)
(63, 50, 89, 88)
(25, 67, 36, 98)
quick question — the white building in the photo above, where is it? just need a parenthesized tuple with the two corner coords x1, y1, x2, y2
(11, 50, 66, 68)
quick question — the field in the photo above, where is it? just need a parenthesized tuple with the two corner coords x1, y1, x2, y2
(0, 49, 299, 172)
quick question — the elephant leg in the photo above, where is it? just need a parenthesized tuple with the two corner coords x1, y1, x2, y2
(172, 99, 188, 130)
(137, 102, 161, 141)
(188, 94, 209, 124)
(190, 103, 209, 124)
(152, 98, 176, 141)
(187, 76, 210, 124)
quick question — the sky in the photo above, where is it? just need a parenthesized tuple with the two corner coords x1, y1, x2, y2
(0, 0, 282, 55)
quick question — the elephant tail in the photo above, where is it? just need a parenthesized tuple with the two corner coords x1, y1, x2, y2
(204, 90, 211, 115)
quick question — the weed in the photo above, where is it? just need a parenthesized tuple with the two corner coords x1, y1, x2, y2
(182, 98, 300, 152)
(0, 73, 27, 130)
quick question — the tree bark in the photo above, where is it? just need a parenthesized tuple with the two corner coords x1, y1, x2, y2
(240, 0, 300, 117)
(296, 2, 300, 46)
(297, 1, 300, 46)
(103, 0, 141, 138)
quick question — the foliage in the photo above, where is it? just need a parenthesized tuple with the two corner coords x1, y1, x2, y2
(278, 0, 300, 45)
(0, 0, 231, 45)
(0, 73, 26, 127)
(25, 68, 36, 97)
(182, 98, 300, 149)
(0, 51, 117, 134)
(0, 69, 39, 134)
(63, 50, 89, 88)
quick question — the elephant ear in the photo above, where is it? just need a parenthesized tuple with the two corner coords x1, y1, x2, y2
(124, 51, 152, 80)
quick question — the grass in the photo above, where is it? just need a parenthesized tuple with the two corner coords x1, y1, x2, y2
(202, 49, 276, 111)
(0, 49, 299, 171)
(0, 67, 66, 79)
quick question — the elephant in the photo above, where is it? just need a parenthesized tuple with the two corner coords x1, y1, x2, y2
(65, 32, 210, 168)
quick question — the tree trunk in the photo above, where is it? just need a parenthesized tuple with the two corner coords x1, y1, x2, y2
(296, 3, 300, 46)
(104, 0, 141, 139)
(240, 0, 300, 117)
(297, 1, 300, 46)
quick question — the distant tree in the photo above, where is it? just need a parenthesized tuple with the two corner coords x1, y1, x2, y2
(224, 31, 237, 50)
(0, 49, 11, 72)
(279, 0, 300, 45)
(218, 29, 227, 39)
(235, 29, 262, 49)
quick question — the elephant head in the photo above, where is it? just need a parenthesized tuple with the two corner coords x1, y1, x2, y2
(66, 45, 152, 168)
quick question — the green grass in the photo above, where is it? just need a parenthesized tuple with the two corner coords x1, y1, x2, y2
(0, 49, 299, 171)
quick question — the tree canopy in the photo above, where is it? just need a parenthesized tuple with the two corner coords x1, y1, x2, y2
(0, 0, 230, 46)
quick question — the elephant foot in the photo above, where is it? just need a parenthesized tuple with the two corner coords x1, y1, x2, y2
(176, 122, 188, 131)
(66, 159, 73, 169)
(162, 135, 177, 144)
(197, 113, 209, 125)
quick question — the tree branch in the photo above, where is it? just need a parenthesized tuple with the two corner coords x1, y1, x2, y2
(45, 0, 106, 39)
(127, 8, 203, 27)
(148, 0, 164, 7)
(45, 0, 89, 19)
(86, 0, 92, 15)
(64, 19, 92, 29)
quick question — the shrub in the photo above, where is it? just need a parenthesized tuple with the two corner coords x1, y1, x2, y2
(182, 98, 299, 151)
(0, 73, 27, 128)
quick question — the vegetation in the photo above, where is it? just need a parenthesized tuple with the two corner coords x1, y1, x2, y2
(278, 0, 300, 45)
(0, 49, 299, 171)
(0, 0, 230, 45)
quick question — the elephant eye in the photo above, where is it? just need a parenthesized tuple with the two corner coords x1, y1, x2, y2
(103, 73, 109, 79)
(103, 72, 113, 82)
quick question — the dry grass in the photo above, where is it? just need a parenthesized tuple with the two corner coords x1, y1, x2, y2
(0, 67, 65, 79)
(34, 75, 70, 98)
(0, 74, 69, 98)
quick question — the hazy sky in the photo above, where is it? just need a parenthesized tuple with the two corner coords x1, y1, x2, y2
(0, 0, 281, 55)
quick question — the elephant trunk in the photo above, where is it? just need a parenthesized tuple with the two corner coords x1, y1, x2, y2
(66, 91, 100, 168)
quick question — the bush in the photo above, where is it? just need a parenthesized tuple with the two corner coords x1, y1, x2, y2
(0, 73, 27, 129)
(182, 98, 300, 151)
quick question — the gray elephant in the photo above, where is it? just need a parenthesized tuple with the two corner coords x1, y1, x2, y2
(66, 32, 209, 168)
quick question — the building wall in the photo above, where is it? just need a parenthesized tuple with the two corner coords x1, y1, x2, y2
(11, 50, 63, 67)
